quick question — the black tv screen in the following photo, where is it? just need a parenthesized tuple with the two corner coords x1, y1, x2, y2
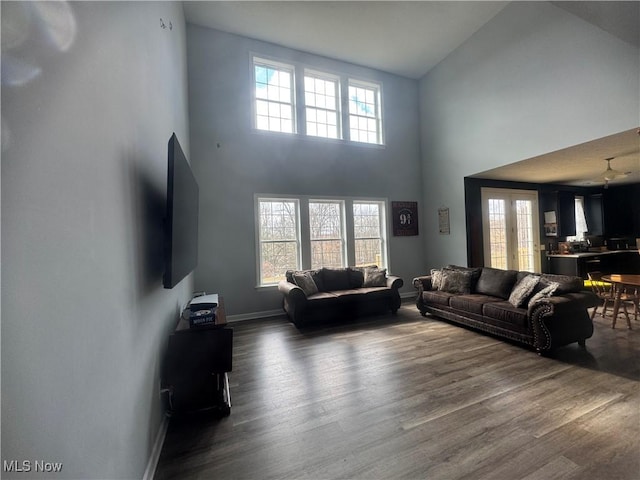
(163, 133, 199, 289)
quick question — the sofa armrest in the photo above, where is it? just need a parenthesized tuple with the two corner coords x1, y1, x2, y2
(278, 280, 308, 326)
(412, 275, 433, 291)
(387, 275, 404, 291)
(528, 291, 599, 351)
(528, 291, 600, 317)
(278, 280, 307, 301)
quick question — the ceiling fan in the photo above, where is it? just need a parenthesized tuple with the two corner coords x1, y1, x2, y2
(598, 157, 628, 189)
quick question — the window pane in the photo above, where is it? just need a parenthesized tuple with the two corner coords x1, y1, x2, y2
(309, 201, 344, 268)
(515, 200, 535, 272)
(348, 82, 381, 144)
(487, 198, 507, 269)
(254, 59, 294, 134)
(353, 201, 385, 268)
(311, 240, 343, 269)
(259, 199, 299, 284)
(305, 74, 339, 139)
(261, 241, 298, 284)
(260, 200, 298, 240)
(355, 239, 382, 266)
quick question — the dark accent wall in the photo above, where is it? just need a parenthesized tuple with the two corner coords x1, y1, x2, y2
(463, 178, 638, 269)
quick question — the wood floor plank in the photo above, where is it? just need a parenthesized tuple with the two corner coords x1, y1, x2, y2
(155, 303, 640, 480)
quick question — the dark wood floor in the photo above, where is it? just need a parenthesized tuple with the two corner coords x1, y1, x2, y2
(155, 301, 640, 479)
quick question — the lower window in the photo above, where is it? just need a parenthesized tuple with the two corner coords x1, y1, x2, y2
(256, 196, 388, 285)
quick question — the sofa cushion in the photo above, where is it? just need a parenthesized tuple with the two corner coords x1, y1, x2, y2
(286, 269, 325, 292)
(540, 274, 583, 294)
(422, 289, 455, 307)
(527, 281, 560, 309)
(483, 301, 529, 328)
(508, 274, 540, 308)
(446, 265, 483, 291)
(431, 269, 443, 290)
(322, 267, 351, 291)
(361, 286, 393, 301)
(450, 294, 500, 315)
(348, 267, 366, 288)
(292, 271, 319, 297)
(439, 269, 473, 294)
(363, 267, 387, 287)
(306, 291, 340, 307)
(475, 267, 518, 299)
(331, 289, 367, 303)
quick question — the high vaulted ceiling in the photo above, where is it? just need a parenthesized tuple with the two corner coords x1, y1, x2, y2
(183, 1, 639, 80)
(183, 1, 509, 79)
(183, 1, 640, 187)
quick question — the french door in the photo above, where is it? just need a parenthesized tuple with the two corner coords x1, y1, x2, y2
(481, 188, 541, 272)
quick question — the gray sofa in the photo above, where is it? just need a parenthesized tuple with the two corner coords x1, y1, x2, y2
(278, 266, 403, 327)
(414, 266, 600, 353)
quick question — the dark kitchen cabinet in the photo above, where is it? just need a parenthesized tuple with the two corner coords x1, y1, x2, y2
(603, 184, 640, 237)
(557, 191, 576, 237)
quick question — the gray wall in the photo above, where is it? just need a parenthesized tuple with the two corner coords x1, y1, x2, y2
(187, 26, 424, 318)
(419, 1, 640, 270)
(2, 2, 190, 478)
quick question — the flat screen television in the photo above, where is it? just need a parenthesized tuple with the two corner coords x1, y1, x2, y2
(163, 133, 199, 289)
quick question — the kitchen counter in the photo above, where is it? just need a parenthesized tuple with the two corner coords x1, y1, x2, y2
(547, 250, 634, 258)
(546, 250, 640, 278)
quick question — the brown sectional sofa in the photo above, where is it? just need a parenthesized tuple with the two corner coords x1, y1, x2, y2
(278, 266, 403, 327)
(414, 266, 600, 353)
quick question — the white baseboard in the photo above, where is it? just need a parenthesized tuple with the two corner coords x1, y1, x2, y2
(143, 415, 169, 480)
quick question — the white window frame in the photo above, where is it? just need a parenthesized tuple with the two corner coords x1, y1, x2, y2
(252, 56, 296, 134)
(304, 70, 341, 140)
(347, 79, 383, 145)
(251, 54, 384, 145)
(256, 197, 301, 286)
(255, 195, 389, 286)
(352, 200, 388, 268)
(480, 188, 541, 272)
(309, 199, 347, 269)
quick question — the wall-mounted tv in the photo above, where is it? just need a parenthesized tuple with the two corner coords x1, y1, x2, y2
(163, 133, 199, 289)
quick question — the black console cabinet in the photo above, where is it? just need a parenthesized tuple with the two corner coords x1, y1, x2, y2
(162, 297, 232, 415)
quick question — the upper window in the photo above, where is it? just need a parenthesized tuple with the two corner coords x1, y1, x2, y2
(304, 72, 340, 139)
(254, 58, 295, 133)
(348, 80, 382, 145)
(252, 56, 383, 145)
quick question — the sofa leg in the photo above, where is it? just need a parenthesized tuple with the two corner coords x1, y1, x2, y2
(578, 338, 586, 348)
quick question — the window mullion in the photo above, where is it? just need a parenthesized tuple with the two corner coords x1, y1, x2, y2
(299, 198, 312, 270)
(345, 199, 356, 266)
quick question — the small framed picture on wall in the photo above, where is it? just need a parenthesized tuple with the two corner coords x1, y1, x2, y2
(392, 201, 419, 236)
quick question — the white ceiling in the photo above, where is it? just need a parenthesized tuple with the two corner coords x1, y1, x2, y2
(183, 1, 640, 187)
(472, 129, 640, 187)
(183, 1, 509, 79)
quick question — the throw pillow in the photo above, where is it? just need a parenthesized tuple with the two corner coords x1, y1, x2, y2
(363, 267, 387, 287)
(430, 269, 443, 290)
(527, 281, 560, 309)
(508, 274, 540, 308)
(475, 267, 518, 299)
(439, 269, 472, 294)
(292, 271, 319, 297)
(446, 265, 482, 292)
